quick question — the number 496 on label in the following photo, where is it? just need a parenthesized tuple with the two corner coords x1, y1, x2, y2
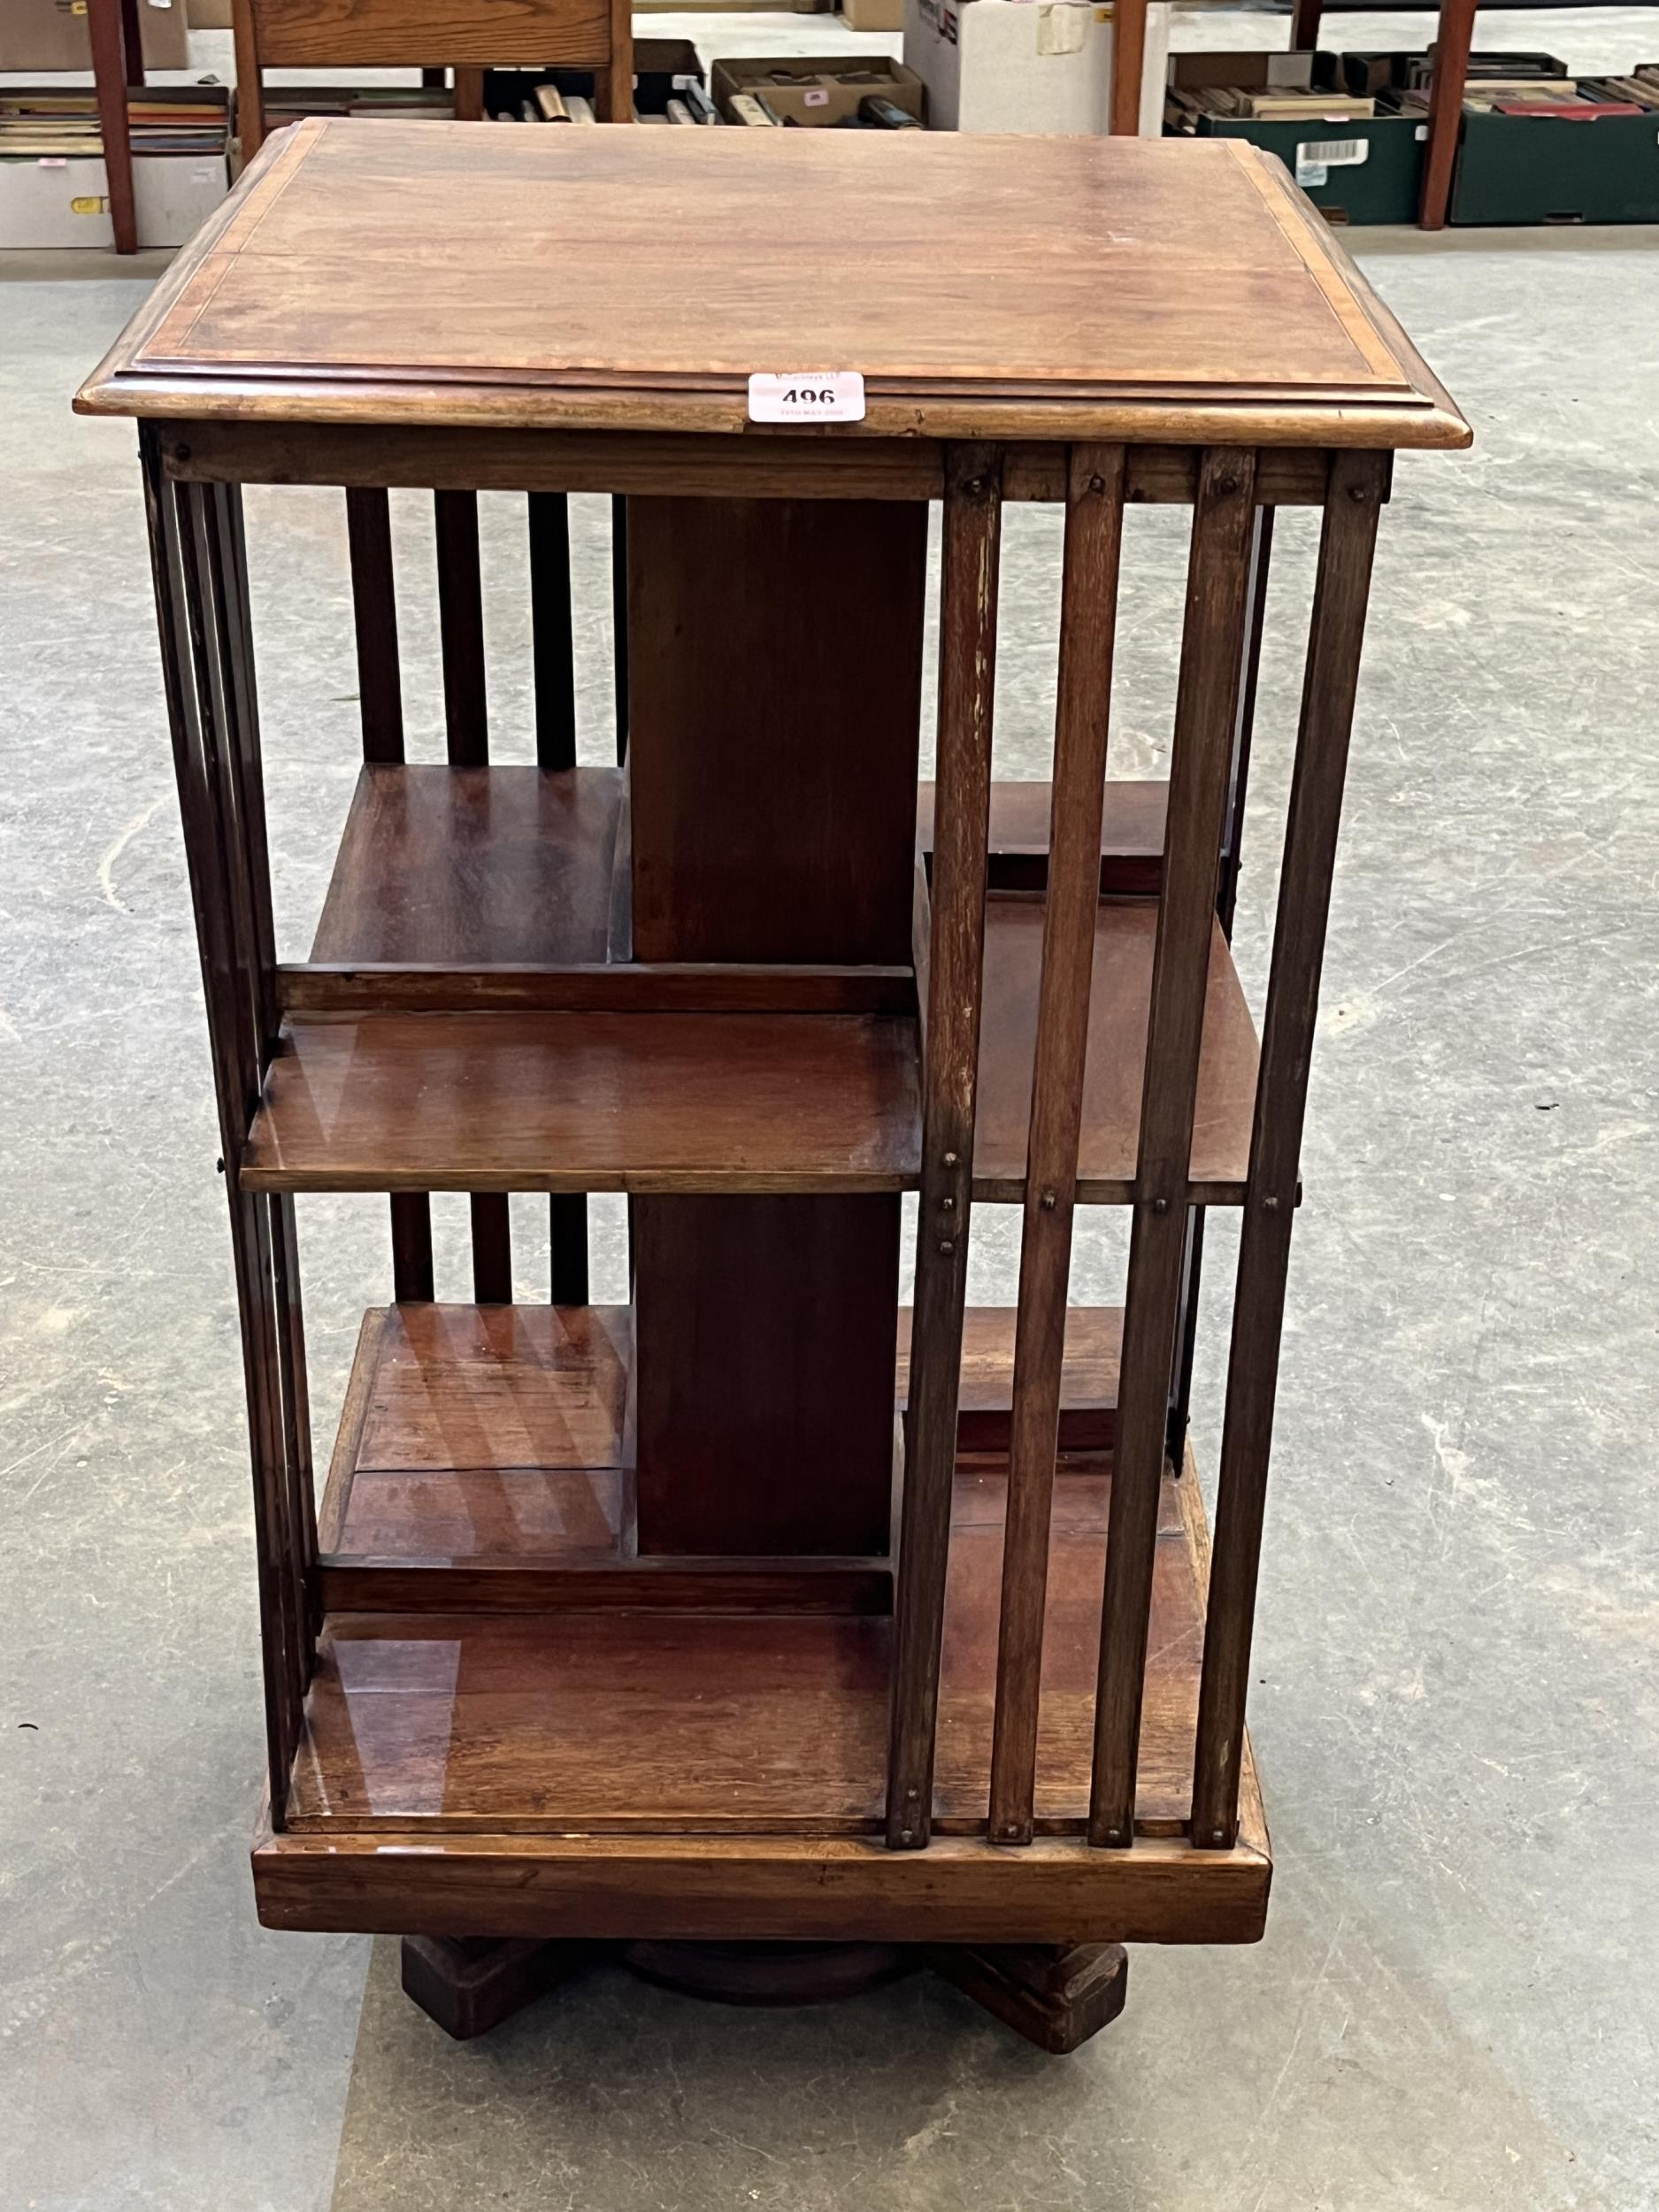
(747, 372, 866, 424)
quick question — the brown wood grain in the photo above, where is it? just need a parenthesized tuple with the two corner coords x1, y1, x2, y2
(280, 963, 917, 1016)
(888, 445, 1002, 1849)
(896, 1306, 1123, 1455)
(286, 1463, 1202, 1836)
(626, 497, 925, 964)
(1091, 449, 1260, 1847)
(991, 445, 1126, 1845)
(311, 765, 621, 965)
(918, 777, 1167, 897)
(243, 0, 615, 67)
(252, 1822, 1271, 1946)
(157, 423, 1340, 507)
(240, 1011, 921, 1194)
(79, 127, 1470, 451)
(1192, 450, 1386, 1847)
(974, 897, 1258, 1203)
(320, 1558, 894, 1615)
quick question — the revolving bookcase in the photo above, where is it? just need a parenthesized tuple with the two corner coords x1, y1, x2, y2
(78, 122, 1468, 2052)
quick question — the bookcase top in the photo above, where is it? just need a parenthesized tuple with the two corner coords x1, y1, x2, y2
(79, 119, 1469, 450)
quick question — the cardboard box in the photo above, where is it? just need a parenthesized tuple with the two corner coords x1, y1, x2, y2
(711, 54, 925, 126)
(903, 0, 1169, 136)
(0, 0, 190, 73)
(187, 0, 233, 27)
(1165, 50, 1425, 225)
(841, 0, 904, 33)
(0, 147, 226, 246)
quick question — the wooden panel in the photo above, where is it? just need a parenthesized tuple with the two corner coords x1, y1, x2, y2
(81, 127, 1470, 451)
(626, 496, 926, 964)
(632, 1198, 899, 1558)
(974, 898, 1258, 1203)
(240, 1011, 920, 1194)
(918, 778, 1167, 895)
(285, 1464, 1202, 1836)
(253, 1823, 1271, 1947)
(896, 1306, 1123, 1455)
(311, 764, 620, 965)
(248, 0, 615, 66)
(156, 422, 1340, 507)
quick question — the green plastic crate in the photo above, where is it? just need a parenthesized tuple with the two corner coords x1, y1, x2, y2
(1452, 108, 1659, 225)
(1185, 111, 1425, 226)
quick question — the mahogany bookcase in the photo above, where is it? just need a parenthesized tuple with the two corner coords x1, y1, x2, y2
(78, 123, 1468, 2054)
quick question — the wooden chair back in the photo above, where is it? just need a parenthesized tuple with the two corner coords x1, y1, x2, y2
(233, 0, 634, 154)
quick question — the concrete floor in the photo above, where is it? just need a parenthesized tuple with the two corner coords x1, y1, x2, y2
(4, 12, 1659, 2210)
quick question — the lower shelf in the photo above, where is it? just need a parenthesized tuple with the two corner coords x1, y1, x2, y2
(289, 1460, 1205, 1839)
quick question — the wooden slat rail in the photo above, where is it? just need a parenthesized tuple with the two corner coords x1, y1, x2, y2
(887, 443, 1002, 1850)
(1089, 447, 1261, 1848)
(432, 488, 513, 1302)
(1166, 503, 1275, 1463)
(164, 424, 1340, 510)
(987, 444, 1126, 1846)
(277, 964, 917, 1015)
(345, 487, 438, 1303)
(143, 430, 314, 1822)
(1191, 449, 1386, 1847)
(527, 488, 588, 1302)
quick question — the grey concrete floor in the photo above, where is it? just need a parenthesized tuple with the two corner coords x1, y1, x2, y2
(4, 20, 1659, 2210)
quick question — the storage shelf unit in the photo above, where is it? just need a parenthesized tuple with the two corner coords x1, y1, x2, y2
(81, 121, 1467, 2045)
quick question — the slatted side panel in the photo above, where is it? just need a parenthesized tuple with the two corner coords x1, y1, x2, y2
(528, 489, 593, 1305)
(1191, 449, 1386, 1847)
(1090, 447, 1260, 1847)
(886, 444, 1002, 1850)
(987, 444, 1126, 1846)
(145, 435, 314, 1820)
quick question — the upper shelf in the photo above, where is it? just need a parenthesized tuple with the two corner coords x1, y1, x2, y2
(77, 124, 1469, 452)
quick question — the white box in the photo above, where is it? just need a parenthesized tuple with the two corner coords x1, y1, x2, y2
(0, 152, 227, 249)
(904, 0, 1170, 135)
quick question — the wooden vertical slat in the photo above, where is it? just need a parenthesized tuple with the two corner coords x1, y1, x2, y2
(346, 488, 404, 766)
(987, 444, 1125, 1846)
(529, 491, 577, 771)
(611, 495, 630, 764)
(346, 487, 434, 1297)
(1089, 446, 1260, 1848)
(1166, 503, 1274, 1463)
(528, 488, 590, 1299)
(88, 0, 137, 255)
(471, 1195, 513, 1304)
(886, 443, 1002, 1850)
(549, 1194, 590, 1305)
(452, 67, 486, 121)
(233, 0, 266, 157)
(435, 489, 506, 1296)
(435, 489, 488, 765)
(143, 434, 307, 1818)
(602, 0, 634, 120)
(1108, 0, 1148, 134)
(1418, 0, 1477, 229)
(1191, 449, 1386, 1847)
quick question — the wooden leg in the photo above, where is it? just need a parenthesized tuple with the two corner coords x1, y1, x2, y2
(1419, 0, 1478, 230)
(1290, 0, 1322, 48)
(928, 1943, 1129, 2053)
(88, 0, 138, 256)
(401, 1938, 589, 2040)
(1109, 0, 1148, 136)
(119, 0, 145, 82)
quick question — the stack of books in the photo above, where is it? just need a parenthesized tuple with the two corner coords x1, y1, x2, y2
(258, 86, 455, 131)
(0, 89, 227, 159)
(1166, 84, 1375, 130)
